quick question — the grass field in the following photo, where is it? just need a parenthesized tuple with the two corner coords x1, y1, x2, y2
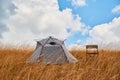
(0, 47, 120, 80)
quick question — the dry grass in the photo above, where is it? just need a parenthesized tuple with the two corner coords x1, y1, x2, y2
(0, 47, 120, 80)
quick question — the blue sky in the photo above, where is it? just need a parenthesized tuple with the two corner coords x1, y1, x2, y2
(58, 0, 120, 46)
(0, 0, 120, 49)
(58, 0, 120, 27)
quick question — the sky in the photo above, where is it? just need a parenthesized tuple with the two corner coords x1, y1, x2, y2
(0, 0, 120, 49)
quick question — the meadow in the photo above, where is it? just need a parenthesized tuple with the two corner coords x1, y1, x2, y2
(0, 46, 120, 80)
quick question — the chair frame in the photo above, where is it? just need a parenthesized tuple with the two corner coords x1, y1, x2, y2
(86, 45, 99, 61)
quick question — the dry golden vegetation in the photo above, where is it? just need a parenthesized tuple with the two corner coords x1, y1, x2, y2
(0, 46, 120, 80)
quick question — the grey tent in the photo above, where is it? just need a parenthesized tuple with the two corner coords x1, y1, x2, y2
(28, 36, 78, 64)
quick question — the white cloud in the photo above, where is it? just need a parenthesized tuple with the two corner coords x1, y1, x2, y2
(0, 22, 9, 38)
(112, 5, 120, 14)
(72, 0, 86, 7)
(1, 0, 86, 45)
(68, 39, 87, 50)
(0, 0, 16, 19)
(86, 17, 120, 49)
(68, 43, 85, 50)
(0, 0, 16, 38)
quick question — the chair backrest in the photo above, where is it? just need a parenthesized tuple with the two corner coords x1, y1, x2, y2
(86, 45, 98, 48)
(86, 45, 98, 54)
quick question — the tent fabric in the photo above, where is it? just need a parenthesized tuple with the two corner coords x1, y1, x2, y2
(28, 36, 78, 64)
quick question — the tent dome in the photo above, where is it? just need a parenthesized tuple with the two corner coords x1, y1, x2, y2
(28, 36, 78, 64)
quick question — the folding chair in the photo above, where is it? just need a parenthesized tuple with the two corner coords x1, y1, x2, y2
(86, 45, 99, 61)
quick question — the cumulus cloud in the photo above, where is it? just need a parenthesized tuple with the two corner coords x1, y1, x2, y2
(112, 5, 120, 14)
(0, 0, 16, 39)
(68, 39, 87, 50)
(0, 0, 16, 19)
(86, 17, 120, 49)
(0, 0, 87, 45)
(72, 0, 86, 7)
(0, 22, 9, 38)
(69, 43, 85, 50)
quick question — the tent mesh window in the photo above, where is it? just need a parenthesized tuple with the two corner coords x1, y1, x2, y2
(49, 42, 56, 45)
